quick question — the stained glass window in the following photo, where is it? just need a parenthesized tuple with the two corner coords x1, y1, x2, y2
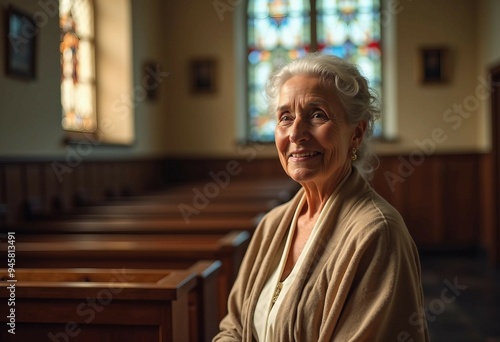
(247, 0, 311, 141)
(247, 0, 381, 141)
(59, 0, 96, 132)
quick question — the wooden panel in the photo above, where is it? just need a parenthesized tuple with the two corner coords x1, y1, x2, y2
(24, 163, 42, 201)
(371, 154, 481, 250)
(0, 268, 196, 342)
(443, 155, 480, 246)
(2, 323, 160, 342)
(103, 162, 119, 198)
(72, 161, 87, 205)
(88, 161, 105, 201)
(370, 156, 405, 214)
(59, 161, 76, 213)
(24, 163, 43, 218)
(165, 157, 288, 182)
(4, 164, 23, 224)
(43, 162, 63, 213)
(480, 153, 496, 262)
(5, 231, 250, 320)
(403, 157, 444, 246)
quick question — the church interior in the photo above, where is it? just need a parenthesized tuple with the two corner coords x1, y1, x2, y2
(0, 0, 499, 341)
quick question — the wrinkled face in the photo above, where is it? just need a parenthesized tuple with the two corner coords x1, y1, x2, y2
(274, 75, 361, 186)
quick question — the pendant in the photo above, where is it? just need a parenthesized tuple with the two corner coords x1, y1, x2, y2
(271, 281, 283, 306)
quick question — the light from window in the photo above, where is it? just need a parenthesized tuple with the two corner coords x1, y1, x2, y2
(60, 0, 97, 132)
(247, 0, 381, 142)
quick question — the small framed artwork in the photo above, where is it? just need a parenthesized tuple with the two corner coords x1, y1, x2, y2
(4, 5, 37, 80)
(190, 58, 217, 94)
(418, 47, 448, 84)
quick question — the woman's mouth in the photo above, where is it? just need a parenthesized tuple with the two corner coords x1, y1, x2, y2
(289, 151, 320, 159)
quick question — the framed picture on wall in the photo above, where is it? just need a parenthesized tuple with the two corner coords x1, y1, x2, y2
(5, 5, 37, 80)
(190, 58, 217, 94)
(418, 47, 448, 84)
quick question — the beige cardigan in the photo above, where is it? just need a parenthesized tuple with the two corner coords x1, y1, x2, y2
(213, 169, 430, 341)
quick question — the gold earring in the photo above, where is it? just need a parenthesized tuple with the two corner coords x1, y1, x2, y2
(351, 148, 358, 161)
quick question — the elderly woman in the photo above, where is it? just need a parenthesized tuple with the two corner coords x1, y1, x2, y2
(213, 53, 429, 341)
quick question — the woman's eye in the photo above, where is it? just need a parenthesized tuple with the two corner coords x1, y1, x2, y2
(278, 113, 293, 124)
(312, 112, 328, 121)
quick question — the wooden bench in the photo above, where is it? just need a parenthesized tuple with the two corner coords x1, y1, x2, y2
(63, 178, 299, 220)
(8, 216, 260, 235)
(2, 231, 250, 320)
(0, 267, 197, 342)
(113, 188, 293, 203)
(157, 177, 298, 193)
(68, 200, 276, 219)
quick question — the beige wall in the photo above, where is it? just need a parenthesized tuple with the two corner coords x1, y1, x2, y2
(379, 0, 480, 154)
(0, 0, 61, 157)
(1, 0, 498, 159)
(162, 0, 240, 158)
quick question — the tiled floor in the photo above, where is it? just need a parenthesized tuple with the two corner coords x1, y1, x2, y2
(420, 251, 500, 342)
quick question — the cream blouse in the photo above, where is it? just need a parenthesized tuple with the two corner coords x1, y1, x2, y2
(253, 174, 350, 341)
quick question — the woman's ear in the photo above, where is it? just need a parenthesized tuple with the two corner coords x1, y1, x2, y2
(352, 120, 368, 148)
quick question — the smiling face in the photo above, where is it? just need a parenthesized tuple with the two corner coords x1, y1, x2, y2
(275, 75, 364, 192)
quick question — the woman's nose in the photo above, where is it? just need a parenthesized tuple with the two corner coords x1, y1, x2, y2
(289, 118, 310, 143)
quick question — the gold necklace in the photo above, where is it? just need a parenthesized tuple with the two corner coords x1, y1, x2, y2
(271, 281, 283, 306)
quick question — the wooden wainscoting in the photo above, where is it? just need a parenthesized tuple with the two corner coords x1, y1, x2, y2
(167, 154, 484, 251)
(0, 154, 489, 253)
(371, 153, 482, 251)
(0, 158, 167, 224)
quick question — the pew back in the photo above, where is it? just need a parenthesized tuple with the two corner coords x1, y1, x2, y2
(0, 268, 197, 342)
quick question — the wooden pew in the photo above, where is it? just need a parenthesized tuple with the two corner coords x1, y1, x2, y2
(68, 200, 276, 219)
(144, 177, 298, 195)
(59, 177, 299, 221)
(0, 267, 197, 342)
(186, 261, 223, 342)
(112, 188, 293, 203)
(2, 231, 250, 320)
(14, 176, 298, 233)
(7, 216, 260, 235)
(18, 184, 281, 230)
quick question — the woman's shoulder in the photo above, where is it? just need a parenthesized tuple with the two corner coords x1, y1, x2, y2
(340, 184, 413, 246)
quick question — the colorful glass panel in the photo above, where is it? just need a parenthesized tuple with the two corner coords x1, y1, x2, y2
(60, 0, 96, 132)
(247, 0, 382, 141)
(247, 0, 311, 142)
(317, 0, 381, 89)
(316, 0, 381, 135)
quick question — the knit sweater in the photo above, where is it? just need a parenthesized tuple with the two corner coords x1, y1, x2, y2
(213, 168, 430, 341)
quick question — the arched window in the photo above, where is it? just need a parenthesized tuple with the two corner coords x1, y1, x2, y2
(247, 0, 381, 142)
(59, 0, 96, 132)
